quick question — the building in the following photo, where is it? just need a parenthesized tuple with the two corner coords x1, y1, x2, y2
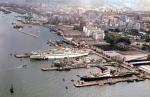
(92, 32, 105, 40)
(83, 26, 105, 40)
(104, 51, 148, 62)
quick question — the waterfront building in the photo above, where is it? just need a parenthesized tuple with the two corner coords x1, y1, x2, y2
(104, 51, 148, 62)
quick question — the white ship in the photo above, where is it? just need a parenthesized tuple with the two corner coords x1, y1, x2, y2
(30, 48, 89, 60)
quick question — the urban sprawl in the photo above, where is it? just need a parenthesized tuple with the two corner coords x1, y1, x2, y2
(1, 2, 150, 88)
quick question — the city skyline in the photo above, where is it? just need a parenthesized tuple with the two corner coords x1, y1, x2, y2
(1, 0, 150, 11)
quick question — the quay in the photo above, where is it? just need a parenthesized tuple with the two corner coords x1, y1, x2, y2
(74, 76, 145, 88)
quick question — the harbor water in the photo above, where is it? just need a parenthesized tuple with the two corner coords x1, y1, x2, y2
(0, 12, 150, 97)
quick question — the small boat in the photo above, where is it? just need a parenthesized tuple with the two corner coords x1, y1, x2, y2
(22, 65, 27, 68)
(127, 79, 134, 83)
(135, 78, 145, 82)
(14, 53, 31, 58)
(65, 86, 68, 89)
(62, 78, 65, 82)
(13, 24, 23, 29)
(108, 82, 116, 85)
(71, 79, 74, 82)
(10, 84, 14, 94)
(76, 75, 80, 77)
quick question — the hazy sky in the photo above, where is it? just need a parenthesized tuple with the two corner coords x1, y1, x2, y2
(1, 0, 150, 11)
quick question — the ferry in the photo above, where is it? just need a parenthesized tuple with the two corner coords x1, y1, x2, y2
(30, 48, 89, 60)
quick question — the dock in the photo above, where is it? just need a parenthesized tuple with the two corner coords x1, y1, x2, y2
(74, 76, 145, 88)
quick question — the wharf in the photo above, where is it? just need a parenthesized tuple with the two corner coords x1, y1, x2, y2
(74, 76, 145, 88)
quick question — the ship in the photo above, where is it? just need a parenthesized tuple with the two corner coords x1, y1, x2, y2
(80, 72, 134, 81)
(30, 54, 48, 60)
(80, 72, 112, 81)
(30, 48, 89, 60)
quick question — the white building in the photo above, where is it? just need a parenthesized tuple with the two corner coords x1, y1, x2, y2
(92, 32, 105, 40)
(83, 26, 105, 40)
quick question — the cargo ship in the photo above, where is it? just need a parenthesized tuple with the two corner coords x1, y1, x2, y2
(80, 72, 134, 81)
(80, 72, 112, 81)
